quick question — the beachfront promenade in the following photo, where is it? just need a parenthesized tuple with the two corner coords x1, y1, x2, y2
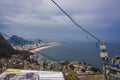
(13, 42, 60, 53)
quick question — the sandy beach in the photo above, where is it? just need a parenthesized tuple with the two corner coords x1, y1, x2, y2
(29, 43, 60, 53)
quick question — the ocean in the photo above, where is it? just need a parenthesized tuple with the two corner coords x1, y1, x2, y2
(39, 41, 120, 69)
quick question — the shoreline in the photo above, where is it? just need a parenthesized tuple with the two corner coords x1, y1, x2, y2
(29, 43, 61, 53)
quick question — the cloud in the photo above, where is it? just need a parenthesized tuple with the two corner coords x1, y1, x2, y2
(0, 0, 120, 41)
(0, 0, 120, 28)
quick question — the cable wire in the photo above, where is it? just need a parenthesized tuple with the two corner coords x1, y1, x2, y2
(51, 0, 101, 48)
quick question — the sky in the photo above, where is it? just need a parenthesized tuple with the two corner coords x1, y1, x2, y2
(0, 0, 120, 42)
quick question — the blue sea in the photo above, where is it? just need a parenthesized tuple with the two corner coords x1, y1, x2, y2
(39, 41, 120, 69)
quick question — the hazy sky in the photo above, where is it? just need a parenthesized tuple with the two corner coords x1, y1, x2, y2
(0, 0, 120, 42)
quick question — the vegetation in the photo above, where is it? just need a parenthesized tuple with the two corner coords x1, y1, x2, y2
(106, 75, 120, 80)
(0, 34, 16, 58)
(91, 67, 101, 72)
(64, 69, 78, 80)
(69, 64, 75, 70)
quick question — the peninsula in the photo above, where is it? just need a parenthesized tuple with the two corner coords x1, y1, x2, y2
(29, 43, 61, 53)
(12, 42, 61, 53)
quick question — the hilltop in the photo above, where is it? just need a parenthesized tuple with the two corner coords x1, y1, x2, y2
(8, 35, 43, 46)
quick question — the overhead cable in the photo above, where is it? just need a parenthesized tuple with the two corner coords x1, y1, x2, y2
(51, 0, 101, 48)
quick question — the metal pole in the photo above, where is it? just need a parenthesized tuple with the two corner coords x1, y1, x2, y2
(100, 42, 108, 80)
(102, 58, 106, 80)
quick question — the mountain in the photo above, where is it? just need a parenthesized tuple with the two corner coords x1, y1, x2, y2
(0, 34, 33, 58)
(8, 35, 33, 45)
(8, 35, 44, 46)
(0, 34, 16, 58)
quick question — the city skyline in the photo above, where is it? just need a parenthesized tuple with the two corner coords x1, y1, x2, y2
(0, 0, 120, 42)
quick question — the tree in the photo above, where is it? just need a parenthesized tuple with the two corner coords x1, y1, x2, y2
(65, 70, 78, 80)
(91, 67, 101, 72)
(69, 64, 75, 70)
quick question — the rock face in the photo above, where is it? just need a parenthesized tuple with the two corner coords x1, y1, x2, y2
(0, 34, 15, 58)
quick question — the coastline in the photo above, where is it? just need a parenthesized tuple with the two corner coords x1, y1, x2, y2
(29, 43, 61, 53)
